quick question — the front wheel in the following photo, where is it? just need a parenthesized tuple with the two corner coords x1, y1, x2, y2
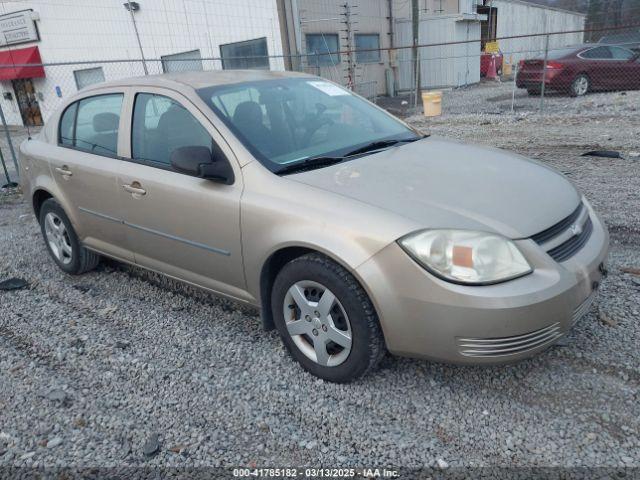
(39, 198, 100, 275)
(570, 74, 590, 97)
(271, 253, 385, 383)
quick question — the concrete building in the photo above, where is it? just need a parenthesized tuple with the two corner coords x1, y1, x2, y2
(277, 0, 394, 99)
(279, 0, 586, 93)
(0, 0, 285, 126)
(488, 0, 586, 62)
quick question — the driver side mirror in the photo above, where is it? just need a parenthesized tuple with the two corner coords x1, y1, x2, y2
(170, 145, 235, 185)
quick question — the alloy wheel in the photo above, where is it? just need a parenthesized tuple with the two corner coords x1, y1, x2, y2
(282, 280, 352, 367)
(574, 76, 589, 96)
(44, 212, 73, 265)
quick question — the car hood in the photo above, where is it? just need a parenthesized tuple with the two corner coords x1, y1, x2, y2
(288, 137, 581, 239)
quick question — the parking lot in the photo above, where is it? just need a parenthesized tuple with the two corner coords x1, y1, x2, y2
(1, 86, 639, 471)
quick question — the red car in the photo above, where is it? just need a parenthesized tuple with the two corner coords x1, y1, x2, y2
(516, 44, 640, 96)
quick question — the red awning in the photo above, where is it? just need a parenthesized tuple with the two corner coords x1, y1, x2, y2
(0, 46, 45, 81)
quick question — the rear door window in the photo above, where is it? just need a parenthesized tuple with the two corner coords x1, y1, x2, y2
(59, 93, 123, 157)
(59, 94, 123, 156)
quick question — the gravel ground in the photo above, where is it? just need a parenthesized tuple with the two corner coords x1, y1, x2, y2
(1, 86, 640, 474)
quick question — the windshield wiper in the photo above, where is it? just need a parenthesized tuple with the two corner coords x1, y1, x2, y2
(275, 156, 345, 175)
(342, 136, 425, 157)
(275, 135, 427, 176)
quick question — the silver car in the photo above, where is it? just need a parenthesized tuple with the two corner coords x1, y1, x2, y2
(19, 71, 609, 382)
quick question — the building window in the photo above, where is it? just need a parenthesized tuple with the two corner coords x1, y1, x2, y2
(73, 67, 105, 90)
(161, 50, 204, 73)
(305, 34, 340, 66)
(355, 34, 381, 63)
(220, 38, 270, 70)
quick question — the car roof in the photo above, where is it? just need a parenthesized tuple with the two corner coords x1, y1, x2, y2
(83, 69, 314, 93)
(552, 43, 634, 55)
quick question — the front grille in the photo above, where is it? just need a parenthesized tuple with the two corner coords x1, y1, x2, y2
(457, 323, 563, 358)
(530, 202, 593, 262)
(546, 217, 593, 262)
(531, 203, 583, 244)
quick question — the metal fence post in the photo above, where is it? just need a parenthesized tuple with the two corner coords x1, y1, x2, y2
(1, 148, 17, 188)
(414, 56, 421, 109)
(540, 33, 550, 112)
(0, 104, 18, 175)
(511, 61, 518, 114)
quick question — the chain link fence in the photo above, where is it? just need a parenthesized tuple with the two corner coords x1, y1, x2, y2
(1, 25, 639, 186)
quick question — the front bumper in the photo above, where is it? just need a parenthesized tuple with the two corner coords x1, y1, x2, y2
(356, 205, 609, 364)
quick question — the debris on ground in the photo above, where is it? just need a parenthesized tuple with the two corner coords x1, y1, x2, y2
(599, 311, 618, 327)
(581, 150, 623, 159)
(97, 305, 118, 316)
(0, 99, 638, 468)
(143, 434, 160, 457)
(0, 277, 28, 291)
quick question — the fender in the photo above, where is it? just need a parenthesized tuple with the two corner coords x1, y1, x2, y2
(239, 163, 418, 304)
(20, 135, 81, 232)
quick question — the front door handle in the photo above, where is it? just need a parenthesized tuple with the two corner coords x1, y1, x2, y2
(55, 166, 73, 177)
(122, 181, 147, 196)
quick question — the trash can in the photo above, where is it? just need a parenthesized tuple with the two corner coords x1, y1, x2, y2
(421, 91, 442, 117)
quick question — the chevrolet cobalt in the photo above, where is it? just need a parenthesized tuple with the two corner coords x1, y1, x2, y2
(20, 71, 609, 382)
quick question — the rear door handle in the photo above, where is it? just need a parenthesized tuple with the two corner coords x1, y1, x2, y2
(122, 182, 147, 196)
(55, 166, 73, 177)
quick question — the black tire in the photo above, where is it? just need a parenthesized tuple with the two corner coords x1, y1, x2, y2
(39, 198, 100, 275)
(271, 253, 385, 383)
(527, 87, 541, 96)
(569, 74, 590, 97)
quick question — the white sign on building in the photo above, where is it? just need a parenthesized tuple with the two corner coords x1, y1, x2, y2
(0, 9, 40, 46)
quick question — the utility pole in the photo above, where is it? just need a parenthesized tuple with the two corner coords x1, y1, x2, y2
(387, 0, 398, 97)
(125, 1, 148, 75)
(291, 0, 303, 71)
(411, 0, 420, 107)
(341, 2, 357, 90)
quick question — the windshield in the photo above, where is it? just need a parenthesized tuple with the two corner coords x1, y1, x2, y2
(197, 78, 419, 172)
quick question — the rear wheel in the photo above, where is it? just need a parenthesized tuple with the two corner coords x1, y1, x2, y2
(570, 74, 590, 97)
(527, 87, 541, 96)
(39, 199, 100, 275)
(271, 253, 385, 383)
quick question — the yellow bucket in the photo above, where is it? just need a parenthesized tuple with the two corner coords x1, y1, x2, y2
(503, 55, 513, 77)
(421, 91, 442, 117)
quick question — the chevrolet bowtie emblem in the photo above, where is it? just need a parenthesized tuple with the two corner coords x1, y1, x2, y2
(570, 223, 583, 236)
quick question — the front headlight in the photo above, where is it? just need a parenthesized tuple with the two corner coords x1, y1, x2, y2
(398, 229, 532, 285)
